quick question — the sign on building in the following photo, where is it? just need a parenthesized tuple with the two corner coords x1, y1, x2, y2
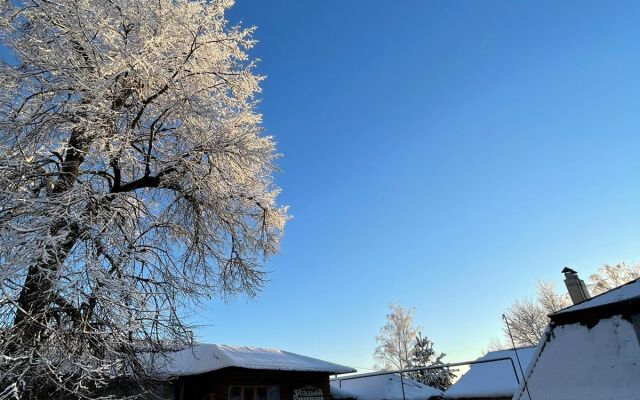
(293, 387, 323, 400)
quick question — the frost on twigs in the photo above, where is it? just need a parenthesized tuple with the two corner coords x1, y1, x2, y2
(0, 0, 287, 398)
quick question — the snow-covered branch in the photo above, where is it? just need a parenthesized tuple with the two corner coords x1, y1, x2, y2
(0, 0, 287, 398)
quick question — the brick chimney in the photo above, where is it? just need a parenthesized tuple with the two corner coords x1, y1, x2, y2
(562, 267, 591, 304)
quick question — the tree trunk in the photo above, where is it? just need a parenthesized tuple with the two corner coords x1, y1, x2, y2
(12, 130, 88, 340)
(12, 225, 81, 336)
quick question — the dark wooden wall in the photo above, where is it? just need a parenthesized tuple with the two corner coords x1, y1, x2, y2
(175, 367, 333, 400)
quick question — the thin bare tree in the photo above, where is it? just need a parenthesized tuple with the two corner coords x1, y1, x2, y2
(502, 292, 555, 347)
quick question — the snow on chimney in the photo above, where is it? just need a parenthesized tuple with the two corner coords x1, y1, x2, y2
(562, 267, 591, 304)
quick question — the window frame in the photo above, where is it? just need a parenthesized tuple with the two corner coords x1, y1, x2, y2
(228, 385, 280, 400)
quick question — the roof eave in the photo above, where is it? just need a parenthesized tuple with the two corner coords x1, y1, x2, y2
(550, 296, 640, 327)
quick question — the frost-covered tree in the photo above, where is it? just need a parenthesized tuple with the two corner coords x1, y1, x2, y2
(588, 263, 640, 294)
(501, 264, 640, 347)
(502, 294, 552, 347)
(409, 333, 456, 391)
(501, 281, 568, 346)
(373, 306, 454, 390)
(374, 304, 417, 370)
(0, 0, 287, 398)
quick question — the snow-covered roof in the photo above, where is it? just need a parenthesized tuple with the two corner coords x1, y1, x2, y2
(331, 373, 443, 400)
(160, 344, 356, 376)
(553, 277, 640, 315)
(513, 315, 640, 400)
(444, 347, 536, 399)
(330, 386, 360, 399)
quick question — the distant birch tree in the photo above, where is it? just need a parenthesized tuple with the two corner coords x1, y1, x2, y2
(374, 304, 417, 370)
(373, 305, 455, 390)
(0, 0, 287, 398)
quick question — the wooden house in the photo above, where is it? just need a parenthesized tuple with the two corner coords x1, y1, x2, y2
(158, 344, 355, 400)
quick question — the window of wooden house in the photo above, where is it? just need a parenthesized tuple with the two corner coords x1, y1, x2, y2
(228, 386, 280, 400)
(229, 387, 242, 400)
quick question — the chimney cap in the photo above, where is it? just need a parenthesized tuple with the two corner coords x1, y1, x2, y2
(562, 267, 577, 274)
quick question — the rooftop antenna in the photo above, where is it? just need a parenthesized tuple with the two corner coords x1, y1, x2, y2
(503, 314, 533, 400)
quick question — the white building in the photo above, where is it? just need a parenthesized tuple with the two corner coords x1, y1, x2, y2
(443, 347, 535, 400)
(331, 373, 443, 400)
(513, 277, 640, 400)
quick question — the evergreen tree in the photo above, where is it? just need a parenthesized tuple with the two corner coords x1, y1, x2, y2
(409, 333, 457, 391)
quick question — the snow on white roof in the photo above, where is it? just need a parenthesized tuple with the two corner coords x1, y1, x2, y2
(444, 347, 536, 399)
(331, 373, 443, 400)
(514, 315, 640, 400)
(330, 386, 360, 399)
(160, 344, 356, 376)
(553, 278, 640, 315)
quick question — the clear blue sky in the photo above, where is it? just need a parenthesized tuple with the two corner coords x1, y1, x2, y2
(6, 0, 637, 371)
(194, 0, 640, 370)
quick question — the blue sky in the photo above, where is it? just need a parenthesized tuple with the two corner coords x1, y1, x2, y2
(195, 0, 640, 370)
(4, 0, 638, 371)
